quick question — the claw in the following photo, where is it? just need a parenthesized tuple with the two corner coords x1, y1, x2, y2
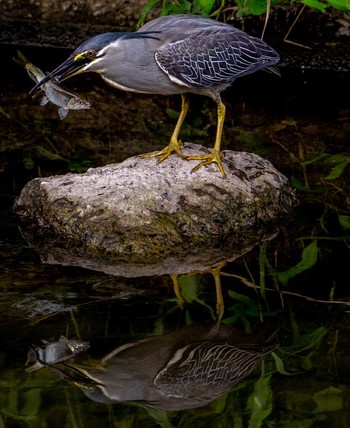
(140, 139, 186, 163)
(188, 150, 226, 177)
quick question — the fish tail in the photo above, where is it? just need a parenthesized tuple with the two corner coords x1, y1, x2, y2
(13, 50, 30, 68)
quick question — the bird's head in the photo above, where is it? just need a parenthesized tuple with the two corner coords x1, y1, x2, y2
(30, 31, 161, 93)
(30, 33, 121, 92)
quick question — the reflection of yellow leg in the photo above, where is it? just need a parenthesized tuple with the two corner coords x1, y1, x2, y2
(141, 94, 189, 162)
(170, 273, 186, 309)
(188, 101, 226, 177)
(210, 261, 227, 324)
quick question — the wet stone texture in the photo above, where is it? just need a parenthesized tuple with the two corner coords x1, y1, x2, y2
(13, 143, 298, 276)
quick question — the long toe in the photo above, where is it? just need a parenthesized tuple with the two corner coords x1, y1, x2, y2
(188, 151, 226, 177)
(140, 140, 186, 163)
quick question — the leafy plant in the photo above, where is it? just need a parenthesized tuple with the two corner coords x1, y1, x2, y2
(323, 153, 350, 180)
(301, 0, 350, 11)
(138, 0, 217, 27)
(138, 0, 350, 26)
(246, 364, 273, 428)
(278, 241, 318, 286)
(235, 0, 279, 16)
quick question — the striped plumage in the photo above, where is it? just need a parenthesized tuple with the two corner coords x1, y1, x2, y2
(154, 338, 276, 400)
(141, 14, 279, 96)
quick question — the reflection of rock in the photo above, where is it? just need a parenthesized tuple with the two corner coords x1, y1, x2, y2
(13, 144, 297, 276)
(49, 323, 278, 411)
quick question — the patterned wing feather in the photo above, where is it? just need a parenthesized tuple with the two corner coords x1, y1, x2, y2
(155, 29, 279, 89)
(154, 341, 267, 399)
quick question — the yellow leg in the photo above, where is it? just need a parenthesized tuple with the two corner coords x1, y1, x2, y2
(141, 94, 189, 162)
(170, 273, 186, 309)
(210, 261, 227, 325)
(188, 101, 227, 177)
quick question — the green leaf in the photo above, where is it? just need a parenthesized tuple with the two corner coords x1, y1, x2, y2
(290, 176, 310, 192)
(20, 389, 41, 416)
(236, 0, 279, 16)
(325, 159, 350, 180)
(143, 407, 173, 428)
(137, 0, 162, 27)
(338, 215, 350, 230)
(326, 0, 350, 10)
(193, 0, 216, 14)
(313, 386, 344, 413)
(165, 108, 179, 120)
(301, 0, 328, 11)
(227, 290, 261, 317)
(163, 0, 192, 15)
(179, 275, 216, 319)
(178, 275, 200, 303)
(278, 241, 318, 285)
(299, 152, 327, 165)
(323, 153, 350, 165)
(271, 352, 294, 375)
(247, 367, 273, 428)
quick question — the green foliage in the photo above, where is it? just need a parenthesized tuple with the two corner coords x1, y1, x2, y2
(138, 0, 216, 27)
(68, 159, 93, 173)
(1, 387, 41, 423)
(177, 274, 217, 320)
(326, 0, 350, 10)
(246, 365, 273, 428)
(281, 325, 328, 371)
(271, 352, 294, 375)
(277, 241, 318, 286)
(293, 325, 327, 351)
(142, 407, 173, 428)
(323, 153, 350, 180)
(313, 386, 344, 413)
(159, 0, 216, 15)
(301, 0, 329, 12)
(225, 289, 263, 321)
(223, 289, 280, 327)
(338, 215, 350, 230)
(302, 0, 350, 11)
(235, 0, 279, 16)
(290, 176, 312, 192)
(138, 0, 350, 25)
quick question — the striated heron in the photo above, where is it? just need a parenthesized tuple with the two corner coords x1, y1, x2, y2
(32, 14, 280, 176)
(42, 323, 278, 410)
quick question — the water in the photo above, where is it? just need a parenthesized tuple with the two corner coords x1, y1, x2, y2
(0, 45, 349, 427)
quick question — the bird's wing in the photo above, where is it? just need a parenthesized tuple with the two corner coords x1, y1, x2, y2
(154, 342, 263, 399)
(155, 29, 279, 88)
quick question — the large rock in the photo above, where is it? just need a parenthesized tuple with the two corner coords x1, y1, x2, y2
(13, 143, 297, 276)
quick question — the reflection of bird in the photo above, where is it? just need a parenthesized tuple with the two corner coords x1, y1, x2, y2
(32, 14, 279, 176)
(47, 323, 278, 411)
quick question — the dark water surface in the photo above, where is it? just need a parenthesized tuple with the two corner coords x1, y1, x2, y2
(0, 45, 350, 427)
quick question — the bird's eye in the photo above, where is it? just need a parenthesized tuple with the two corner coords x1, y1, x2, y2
(86, 49, 96, 59)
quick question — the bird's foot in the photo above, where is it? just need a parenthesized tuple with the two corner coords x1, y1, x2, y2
(187, 150, 226, 177)
(140, 140, 186, 163)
